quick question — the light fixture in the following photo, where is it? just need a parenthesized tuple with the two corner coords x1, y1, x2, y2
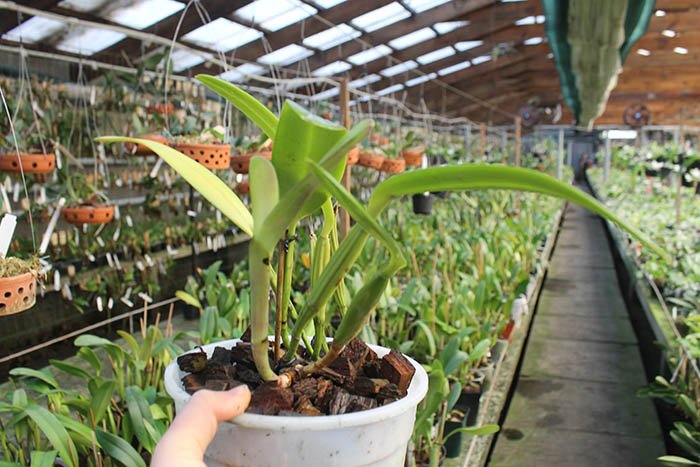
(636, 48, 651, 56)
(673, 46, 688, 54)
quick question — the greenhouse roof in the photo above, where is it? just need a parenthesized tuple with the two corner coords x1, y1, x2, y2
(0, 0, 697, 124)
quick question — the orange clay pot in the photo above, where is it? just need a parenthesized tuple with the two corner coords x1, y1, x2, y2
(231, 151, 272, 174)
(380, 158, 405, 174)
(148, 102, 174, 115)
(235, 181, 250, 194)
(124, 134, 168, 156)
(0, 272, 36, 316)
(0, 153, 56, 174)
(401, 148, 424, 167)
(346, 146, 360, 166)
(358, 151, 385, 170)
(63, 203, 115, 225)
(379, 137, 389, 146)
(171, 143, 231, 170)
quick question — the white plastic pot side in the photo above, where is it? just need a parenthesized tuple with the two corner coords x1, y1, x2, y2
(165, 339, 429, 467)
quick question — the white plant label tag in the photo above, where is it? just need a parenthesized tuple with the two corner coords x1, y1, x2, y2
(0, 213, 17, 258)
(39, 197, 65, 255)
(150, 158, 164, 178)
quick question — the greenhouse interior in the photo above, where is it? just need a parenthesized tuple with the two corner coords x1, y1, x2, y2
(0, 0, 698, 466)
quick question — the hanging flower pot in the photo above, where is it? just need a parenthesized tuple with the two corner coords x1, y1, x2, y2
(235, 181, 250, 194)
(402, 147, 424, 167)
(124, 134, 168, 156)
(358, 150, 385, 170)
(0, 271, 36, 316)
(380, 158, 405, 174)
(165, 339, 428, 467)
(231, 151, 272, 174)
(62, 202, 115, 225)
(0, 153, 56, 174)
(148, 102, 174, 115)
(346, 146, 360, 166)
(171, 142, 231, 170)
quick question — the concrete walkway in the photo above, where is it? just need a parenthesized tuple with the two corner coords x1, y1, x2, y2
(489, 198, 665, 466)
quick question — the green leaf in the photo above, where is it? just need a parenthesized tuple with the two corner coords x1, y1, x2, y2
(250, 156, 279, 239)
(55, 413, 94, 447)
(125, 387, 158, 452)
(76, 347, 102, 373)
(116, 330, 141, 356)
(48, 360, 91, 380)
(271, 100, 348, 218)
(96, 137, 253, 236)
(175, 290, 201, 310)
(443, 424, 500, 443)
(199, 307, 218, 344)
(95, 430, 147, 467)
(9, 368, 58, 389)
(658, 456, 700, 466)
(469, 339, 491, 364)
(196, 75, 278, 139)
(30, 451, 58, 467)
(89, 380, 116, 425)
(369, 165, 669, 260)
(24, 404, 77, 467)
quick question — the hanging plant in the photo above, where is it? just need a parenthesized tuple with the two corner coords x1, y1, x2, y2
(170, 126, 231, 170)
(231, 134, 272, 174)
(0, 256, 41, 316)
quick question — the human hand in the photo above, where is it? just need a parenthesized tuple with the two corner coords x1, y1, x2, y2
(152, 385, 251, 467)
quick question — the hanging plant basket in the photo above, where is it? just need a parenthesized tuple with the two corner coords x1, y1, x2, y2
(0, 153, 56, 174)
(235, 181, 250, 194)
(63, 202, 115, 225)
(148, 102, 174, 115)
(171, 143, 231, 170)
(358, 150, 385, 170)
(124, 134, 168, 156)
(231, 151, 272, 174)
(0, 271, 36, 316)
(401, 148, 424, 167)
(346, 146, 360, 166)
(380, 158, 405, 174)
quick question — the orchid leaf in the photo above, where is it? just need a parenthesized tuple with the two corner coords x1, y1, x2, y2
(96, 137, 253, 236)
(196, 75, 278, 139)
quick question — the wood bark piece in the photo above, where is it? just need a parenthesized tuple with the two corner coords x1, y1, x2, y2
(177, 350, 208, 373)
(379, 350, 415, 393)
(182, 373, 205, 394)
(353, 377, 391, 397)
(329, 389, 378, 415)
(248, 383, 294, 415)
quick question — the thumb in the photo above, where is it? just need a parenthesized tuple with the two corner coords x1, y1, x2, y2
(152, 385, 251, 467)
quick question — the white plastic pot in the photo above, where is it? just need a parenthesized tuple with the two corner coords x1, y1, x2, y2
(164, 339, 429, 467)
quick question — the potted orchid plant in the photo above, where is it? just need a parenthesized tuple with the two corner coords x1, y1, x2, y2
(98, 75, 667, 466)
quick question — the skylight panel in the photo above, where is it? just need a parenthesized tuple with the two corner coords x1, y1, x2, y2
(437, 60, 470, 76)
(182, 18, 262, 52)
(376, 84, 404, 96)
(406, 73, 436, 87)
(107, 0, 184, 30)
(388, 28, 436, 50)
(168, 49, 209, 72)
(434, 21, 469, 35)
(58, 0, 107, 12)
(380, 60, 418, 77)
(218, 63, 266, 82)
(455, 40, 483, 52)
(523, 36, 543, 45)
(404, 0, 451, 13)
(417, 46, 455, 64)
(302, 24, 360, 50)
(235, 0, 317, 32)
(315, 0, 346, 7)
(349, 74, 381, 88)
(2, 17, 65, 44)
(313, 60, 352, 76)
(257, 44, 314, 66)
(471, 55, 491, 65)
(347, 45, 392, 65)
(310, 87, 340, 101)
(351, 2, 410, 33)
(55, 28, 126, 55)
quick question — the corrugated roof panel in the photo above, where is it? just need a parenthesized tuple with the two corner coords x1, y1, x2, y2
(380, 60, 418, 77)
(55, 27, 127, 55)
(347, 45, 392, 65)
(235, 0, 317, 32)
(58, 0, 108, 13)
(350, 2, 410, 33)
(312, 60, 352, 76)
(302, 24, 360, 51)
(168, 49, 209, 72)
(417, 46, 455, 64)
(437, 60, 470, 76)
(349, 74, 381, 88)
(257, 44, 314, 66)
(406, 72, 436, 87)
(107, 0, 184, 30)
(388, 28, 436, 50)
(182, 18, 263, 52)
(376, 83, 404, 96)
(404, 0, 450, 13)
(2, 17, 65, 44)
(314, 0, 346, 8)
(218, 63, 266, 82)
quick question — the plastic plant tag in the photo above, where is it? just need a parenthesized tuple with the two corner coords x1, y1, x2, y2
(106, 252, 114, 268)
(137, 292, 153, 304)
(87, 253, 96, 262)
(126, 214, 133, 227)
(187, 210, 197, 217)
(12, 183, 20, 203)
(107, 297, 114, 310)
(145, 254, 154, 267)
(150, 158, 164, 178)
(0, 185, 10, 213)
(53, 270, 60, 291)
(96, 296, 103, 312)
(0, 213, 17, 258)
(96, 236, 105, 248)
(112, 227, 120, 242)
(121, 297, 134, 308)
(39, 197, 65, 254)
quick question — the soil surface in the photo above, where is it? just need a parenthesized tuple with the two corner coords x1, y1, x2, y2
(178, 336, 416, 416)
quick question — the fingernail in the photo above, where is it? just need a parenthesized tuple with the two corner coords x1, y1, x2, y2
(231, 384, 250, 395)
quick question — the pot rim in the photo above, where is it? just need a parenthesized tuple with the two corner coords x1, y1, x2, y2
(165, 338, 429, 431)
